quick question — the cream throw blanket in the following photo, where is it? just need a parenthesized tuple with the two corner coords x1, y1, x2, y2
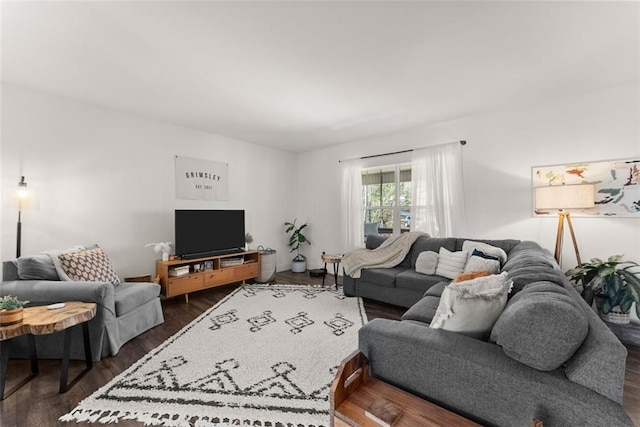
(342, 232, 430, 278)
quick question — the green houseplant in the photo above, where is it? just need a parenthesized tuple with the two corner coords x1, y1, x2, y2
(566, 255, 640, 324)
(0, 295, 29, 326)
(284, 219, 310, 273)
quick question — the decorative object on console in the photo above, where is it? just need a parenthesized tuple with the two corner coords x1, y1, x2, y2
(284, 218, 310, 273)
(533, 158, 640, 218)
(145, 242, 172, 262)
(245, 232, 254, 250)
(534, 184, 595, 265)
(0, 295, 29, 326)
(566, 255, 640, 324)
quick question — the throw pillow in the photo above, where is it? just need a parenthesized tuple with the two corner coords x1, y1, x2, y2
(415, 251, 439, 275)
(462, 241, 508, 265)
(58, 247, 121, 285)
(17, 254, 60, 281)
(42, 245, 86, 281)
(434, 248, 468, 279)
(453, 270, 491, 283)
(430, 272, 513, 340)
(464, 249, 500, 274)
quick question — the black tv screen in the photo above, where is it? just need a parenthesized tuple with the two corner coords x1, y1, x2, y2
(175, 210, 245, 258)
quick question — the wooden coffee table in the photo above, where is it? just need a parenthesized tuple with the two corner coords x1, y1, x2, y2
(0, 301, 97, 400)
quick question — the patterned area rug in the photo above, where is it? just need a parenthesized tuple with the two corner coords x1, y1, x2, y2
(61, 284, 367, 426)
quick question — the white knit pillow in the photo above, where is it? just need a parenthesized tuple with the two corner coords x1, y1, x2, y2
(435, 248, 468, 279)
(415, 251, 439, 275)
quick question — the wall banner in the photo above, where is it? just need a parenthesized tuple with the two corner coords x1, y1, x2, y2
(175, 156, 229, 201)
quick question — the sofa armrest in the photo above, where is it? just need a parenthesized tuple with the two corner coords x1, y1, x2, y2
(0, 280, 116, 316)
(358, 319, 632, 427)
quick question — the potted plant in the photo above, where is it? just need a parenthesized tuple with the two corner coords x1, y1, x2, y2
(0, 295, 29, 326)
(284, 219, 310, 273)
(566, 255, 640, 324)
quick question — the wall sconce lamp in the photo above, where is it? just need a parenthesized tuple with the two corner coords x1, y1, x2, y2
(534, 184, 595, 266)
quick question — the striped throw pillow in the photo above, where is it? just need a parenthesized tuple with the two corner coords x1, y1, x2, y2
(435, 247, 468, 279)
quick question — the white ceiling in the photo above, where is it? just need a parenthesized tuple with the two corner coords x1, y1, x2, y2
(2, 1, 638, 153)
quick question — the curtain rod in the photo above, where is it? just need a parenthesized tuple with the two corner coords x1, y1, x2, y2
(338, 140, 466, 163)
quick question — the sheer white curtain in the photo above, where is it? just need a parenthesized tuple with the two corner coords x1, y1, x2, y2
(411, 142, 467, 237)
(340, 159, 364, 251)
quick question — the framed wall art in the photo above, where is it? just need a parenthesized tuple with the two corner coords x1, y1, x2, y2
(532, 158, 640, 217)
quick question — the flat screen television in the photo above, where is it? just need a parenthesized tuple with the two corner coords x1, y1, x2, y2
(175, 209, 245, 259)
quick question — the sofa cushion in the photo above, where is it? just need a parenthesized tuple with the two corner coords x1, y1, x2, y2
(410, 237, 457, 267)
(423, 281, 448, 297)
(360, 267, 405, 288)
(490, 282, 588, 371)
(396, 269, 448, 292)
(58, 247, 121, 286)
(430, 272, 512, 339)
(365, 234, 388, 250)
(506, 267, 566, 294)
(462, 240, 508, 265)
(114, 282, 161, 316)
(401, 296, 440, 324)
(434, 248, 468, 279)
(17, 254, 60, 281)
(415, 251, 438, 275)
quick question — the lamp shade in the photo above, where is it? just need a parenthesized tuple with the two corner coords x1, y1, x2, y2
(535, 184, 595, 210)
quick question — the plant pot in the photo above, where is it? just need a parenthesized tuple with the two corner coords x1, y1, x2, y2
(291, 260, 307, 273)
(0, 307, 24, 326)
(601, 306, 631, 325)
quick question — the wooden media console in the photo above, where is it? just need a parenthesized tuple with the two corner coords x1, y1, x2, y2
(156, 250, 260, 302)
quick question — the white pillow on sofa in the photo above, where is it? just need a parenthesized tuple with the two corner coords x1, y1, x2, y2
(415, 251, 439, 275)
(462, 240, 508, 265)
(434, 248, 468, 279)
(464, 251, 500, 274)
(430, 272, 513, 339)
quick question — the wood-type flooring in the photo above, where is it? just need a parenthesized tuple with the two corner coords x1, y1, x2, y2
(0, 271, 638, 426)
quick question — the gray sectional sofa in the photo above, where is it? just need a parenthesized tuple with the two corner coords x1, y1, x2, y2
(347, 235, 632, 426)
(1, 257, 164, 361)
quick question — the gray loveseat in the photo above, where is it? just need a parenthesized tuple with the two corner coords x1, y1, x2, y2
(348, 235, 632, 426)
(1, 257, 164, 361)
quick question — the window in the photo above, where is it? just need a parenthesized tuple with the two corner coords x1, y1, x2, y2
(361, 164, 412, 235)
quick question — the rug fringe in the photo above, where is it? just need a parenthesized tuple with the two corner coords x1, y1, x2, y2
(61, 408, 326, 427)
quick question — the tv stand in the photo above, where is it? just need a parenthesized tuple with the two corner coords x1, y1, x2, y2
(156, 250, 260, 303)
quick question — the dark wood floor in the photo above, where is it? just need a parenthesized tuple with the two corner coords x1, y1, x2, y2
(0, 272, 638, 426)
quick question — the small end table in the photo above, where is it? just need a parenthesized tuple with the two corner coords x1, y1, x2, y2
(321, 252, 344, 289)
(0, 301, 96, 400)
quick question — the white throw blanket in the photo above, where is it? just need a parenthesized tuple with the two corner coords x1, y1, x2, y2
(342, 231, 430, 278)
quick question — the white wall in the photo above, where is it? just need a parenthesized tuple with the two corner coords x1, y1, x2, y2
(1, 83, 297, 277)
(297, 84, 640, 272)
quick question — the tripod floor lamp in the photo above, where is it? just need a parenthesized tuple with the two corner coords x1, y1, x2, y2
(535, 184, 595, 266)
